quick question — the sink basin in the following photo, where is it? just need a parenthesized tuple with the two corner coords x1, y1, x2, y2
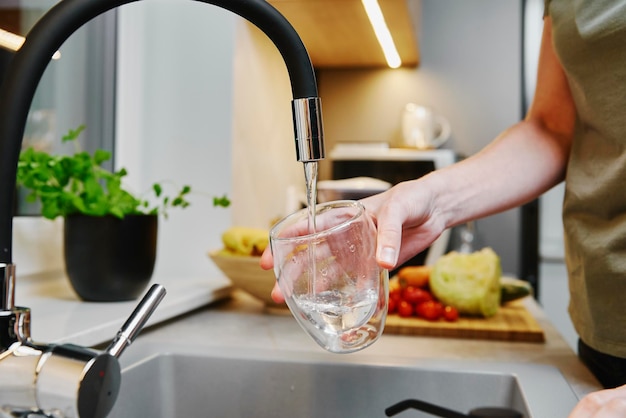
(108, 345, 579, 417)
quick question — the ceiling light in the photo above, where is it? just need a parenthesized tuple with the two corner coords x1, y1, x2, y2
(0, 28, 61, 60)
(361, 0, 401, 68)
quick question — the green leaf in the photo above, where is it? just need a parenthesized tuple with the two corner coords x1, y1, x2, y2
(153, 183, 162, 197)
(213, 195, 231, 208)
(110, 207, 125, 219)
(61, 125, 86, 143)
(93, 149, 112, 165)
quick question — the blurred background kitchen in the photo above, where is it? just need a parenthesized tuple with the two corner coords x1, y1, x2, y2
(1, 0, 573, 347)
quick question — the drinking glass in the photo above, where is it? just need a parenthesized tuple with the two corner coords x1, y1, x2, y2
(270, 200, 388, 353)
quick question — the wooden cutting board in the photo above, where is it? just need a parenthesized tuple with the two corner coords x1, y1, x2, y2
(384, 298, 545, 343)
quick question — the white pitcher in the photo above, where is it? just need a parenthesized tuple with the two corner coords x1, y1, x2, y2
(400, 103, 451, 150)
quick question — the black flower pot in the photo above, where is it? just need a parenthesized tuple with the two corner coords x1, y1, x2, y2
(64, 214, 158, 302)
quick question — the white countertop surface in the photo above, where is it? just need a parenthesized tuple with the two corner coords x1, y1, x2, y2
(15, 270, 233, 347)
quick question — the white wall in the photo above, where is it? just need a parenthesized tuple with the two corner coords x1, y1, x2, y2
(116, 0, 235, 279)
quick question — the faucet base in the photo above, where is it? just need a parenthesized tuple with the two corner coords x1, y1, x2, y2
(0, 307, 30, 349)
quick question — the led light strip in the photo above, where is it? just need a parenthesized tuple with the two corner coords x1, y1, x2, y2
(0, 28, 61, 60)
(361, 0, 401, 68)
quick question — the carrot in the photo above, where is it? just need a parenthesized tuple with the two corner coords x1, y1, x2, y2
(397, 265, 432, 289)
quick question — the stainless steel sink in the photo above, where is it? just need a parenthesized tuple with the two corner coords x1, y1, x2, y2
(107, 345, 579, 417)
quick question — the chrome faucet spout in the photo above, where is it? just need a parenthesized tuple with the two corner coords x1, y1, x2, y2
(0, 0, 325, 266)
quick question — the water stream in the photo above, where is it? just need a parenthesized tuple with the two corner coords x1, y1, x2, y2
(303, 161, 318, 296)
(303, 161, 318, 234)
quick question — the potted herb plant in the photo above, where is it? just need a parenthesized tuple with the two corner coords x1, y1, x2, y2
(16, 125, 230, 301)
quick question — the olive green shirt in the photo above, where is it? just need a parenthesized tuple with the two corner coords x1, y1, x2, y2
(546, 0, 626, 357)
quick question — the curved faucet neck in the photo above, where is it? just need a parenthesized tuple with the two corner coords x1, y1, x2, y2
(0, 0, 323, 269)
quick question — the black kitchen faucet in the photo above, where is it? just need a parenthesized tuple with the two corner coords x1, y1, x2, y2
(0, 1, 324, 416)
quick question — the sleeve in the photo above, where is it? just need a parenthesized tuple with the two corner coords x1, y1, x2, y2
(544, 0, 551, 17)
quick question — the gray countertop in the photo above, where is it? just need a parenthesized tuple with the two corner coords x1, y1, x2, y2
(123, 290, 602, 401)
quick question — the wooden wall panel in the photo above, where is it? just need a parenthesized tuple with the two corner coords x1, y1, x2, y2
(269, 0, 419, 68)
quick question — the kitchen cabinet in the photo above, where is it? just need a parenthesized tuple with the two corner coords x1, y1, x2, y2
(267, 0, 420, 68)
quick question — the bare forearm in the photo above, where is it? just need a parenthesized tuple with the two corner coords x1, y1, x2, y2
(426, 117, 571, 229)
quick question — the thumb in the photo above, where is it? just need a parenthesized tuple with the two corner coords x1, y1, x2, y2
(374, 208, 404, 270)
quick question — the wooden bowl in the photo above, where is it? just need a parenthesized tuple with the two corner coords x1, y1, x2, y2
(208, 250, 285, 309)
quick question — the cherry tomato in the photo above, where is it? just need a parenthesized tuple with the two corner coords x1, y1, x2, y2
(443, 305, 459, 322)
(388, 297, 398, 314)
(415, 302, 425, 318)
(397, 300, 414, 318)
(416, 300, 443, 321)
(433, 302, 444, 318)
(402, 286, 433, 306)
(389, 287, 403, 303)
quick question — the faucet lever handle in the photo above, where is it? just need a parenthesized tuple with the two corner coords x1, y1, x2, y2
(106, 283, 166, 358)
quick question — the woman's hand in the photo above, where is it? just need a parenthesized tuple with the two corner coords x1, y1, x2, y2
(260, 247, 286, 304)
(569, 385, 626, 417)
(360, 179, 447, 270)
